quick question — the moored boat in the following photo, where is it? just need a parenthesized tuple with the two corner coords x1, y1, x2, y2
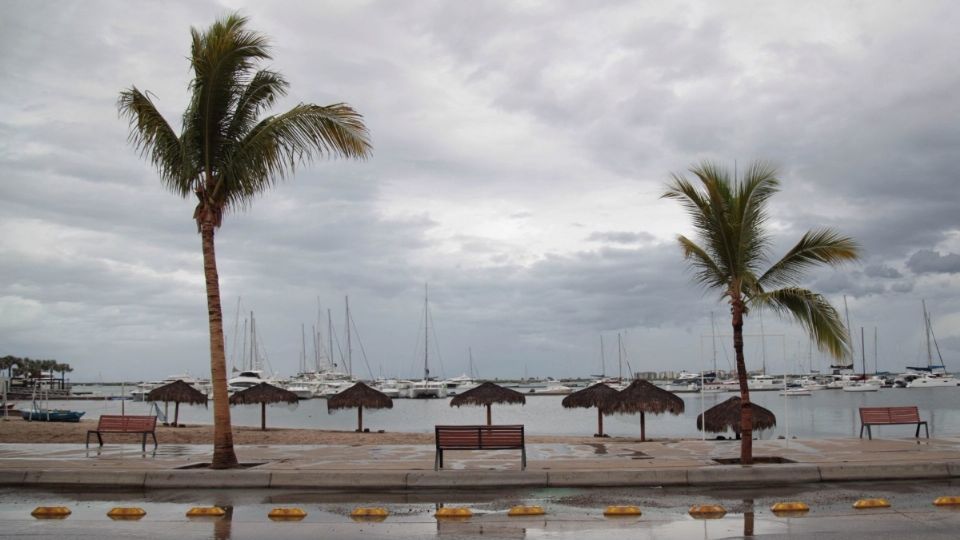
(21, 409, 85, 422)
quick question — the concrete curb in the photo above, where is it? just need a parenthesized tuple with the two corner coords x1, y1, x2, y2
(2, 461, 959, 490)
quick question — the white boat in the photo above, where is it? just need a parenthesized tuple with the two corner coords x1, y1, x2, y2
(228, 370, 268, 392)
(443, 374, 478, 395)
(131, 374, 206, 401)
(906, 372, 958, 388)
(538, 384, 573, 395)
(284, 384, 314, 399)
(373, 379, 404, 398)
(902, 300, 956, 388)
(779, 388, 812, 396)
(747, 374, 781, 391)
(842, 382, 879, 392)
(406, 379, 448, 399)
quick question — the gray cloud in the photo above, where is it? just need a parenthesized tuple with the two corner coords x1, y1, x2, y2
(906, 250, 960, 275)
(586, 231, 656, 245)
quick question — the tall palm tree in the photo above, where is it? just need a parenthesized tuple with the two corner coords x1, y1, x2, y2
(118, 14, 371, 468)
(663, 161, 859, 464)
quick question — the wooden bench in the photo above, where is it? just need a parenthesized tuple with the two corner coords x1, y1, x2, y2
(86, 415, 158, 450)
(435, 425, 526, 470)
(859, 406, 928, 440)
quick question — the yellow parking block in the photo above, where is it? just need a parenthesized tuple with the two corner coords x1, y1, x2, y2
(186, 506, 226, 517)
(31, 506, 71, 519)
(268, 507, 307, 520)
(350, 507, 389, 522)
(933, 496, 960, 506)
(435, 507, 473, 519)
(771, 502, 810, 513)
(689, 504, 726, 518)
(853, 499, 890, 509)
(107, 507, 146, 520)
(603, 505, 642, 517)
(508, 505, 546, 516)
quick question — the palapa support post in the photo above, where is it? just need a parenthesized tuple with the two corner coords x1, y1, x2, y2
(640, 411, 646, 442)
(357, 405, 364, 432)
(486, 404, 492, 426)
(260, 402, 266, 431)
(174, 402, 180, 427)
(597, 408, 604, 437)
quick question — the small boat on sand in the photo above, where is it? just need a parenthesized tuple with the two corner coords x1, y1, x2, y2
(21, 409, 85, 422)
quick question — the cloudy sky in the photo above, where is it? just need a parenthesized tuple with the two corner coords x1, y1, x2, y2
(2, 1, 959, 383)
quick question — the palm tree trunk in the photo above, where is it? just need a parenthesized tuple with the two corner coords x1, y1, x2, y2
(732, 297, 753, 464)
(200, 217, 239, 468)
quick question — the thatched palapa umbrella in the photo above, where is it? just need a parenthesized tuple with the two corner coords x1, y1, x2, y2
(697, 396, 776, 439)
(609, 379, 684, 441)
(146, 379, 207, 427)
(229, 382, 298, 431)
(561, 383, 619, 437)
(328, 382, 393, 432)
(450, 382, 526, 425)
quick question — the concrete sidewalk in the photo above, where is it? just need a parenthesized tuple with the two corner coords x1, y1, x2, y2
(1, 437, 959, 489)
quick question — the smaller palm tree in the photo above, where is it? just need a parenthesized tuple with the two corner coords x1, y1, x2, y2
(663, 161, 859, 463)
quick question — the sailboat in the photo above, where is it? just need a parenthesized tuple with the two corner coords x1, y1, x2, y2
(904, 301, 958, 388)
(20, 382, 84, 422)
(844, 327, 879, 392)
(407, 285, 448, 399)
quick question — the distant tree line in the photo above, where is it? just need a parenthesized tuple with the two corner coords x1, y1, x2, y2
(0, 355, 73, 388)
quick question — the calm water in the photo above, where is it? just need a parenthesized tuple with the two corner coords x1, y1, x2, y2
(13, 387, 960, 439)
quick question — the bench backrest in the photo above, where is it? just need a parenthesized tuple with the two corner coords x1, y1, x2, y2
(97, 415, 157, 431)
(436, 425, 524, 448)
(859, 406, 920, 424)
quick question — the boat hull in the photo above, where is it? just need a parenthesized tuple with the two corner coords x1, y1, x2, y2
(21, 410, 85, 422)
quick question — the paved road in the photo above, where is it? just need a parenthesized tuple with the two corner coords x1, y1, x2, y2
(2, 480, 959, 539)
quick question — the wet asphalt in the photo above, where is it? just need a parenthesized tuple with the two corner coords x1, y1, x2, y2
(2, 479, 959, 539)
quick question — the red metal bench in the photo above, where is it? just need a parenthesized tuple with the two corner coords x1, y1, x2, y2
(86, 415, 158, 450)
(435, 425, 526, 470)
(859, 406, 928, 440)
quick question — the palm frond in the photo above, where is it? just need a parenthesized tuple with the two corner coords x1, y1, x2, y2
(117, 87, 191, 196)
(753, 287, 850, 359)
(677, 235, 729, 291)
(733, 161, 779, 274)
(188, 13, 271, 177)
(759, 229, 860, 288)
(224, 69, 288, 146)
(212, 103, 371, 208)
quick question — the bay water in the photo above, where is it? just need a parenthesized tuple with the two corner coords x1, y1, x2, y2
(15, 386, 960, 439)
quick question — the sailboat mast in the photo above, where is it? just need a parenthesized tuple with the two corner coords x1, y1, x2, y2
(599, 335, 606, 378)
(710, 311, 718, 374)
(250, 311, 258, 371)
(301, 324, 306, 374)
(345, 296, 352, 377)
(617, 332, 623, 384)
(860, 327, 866, 378)
(843, 296, 853, 368)
(759, 311, 767, 374)
(424, 284, 430, 381)
(327, 309, 334, 370)
(923, 299, 933, 366)
(874, 327, 878, 374)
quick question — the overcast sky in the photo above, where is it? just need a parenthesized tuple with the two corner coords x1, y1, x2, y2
(2, 0, 959, 383)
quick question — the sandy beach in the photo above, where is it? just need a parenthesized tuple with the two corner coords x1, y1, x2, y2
(0, 417, 606, 445)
